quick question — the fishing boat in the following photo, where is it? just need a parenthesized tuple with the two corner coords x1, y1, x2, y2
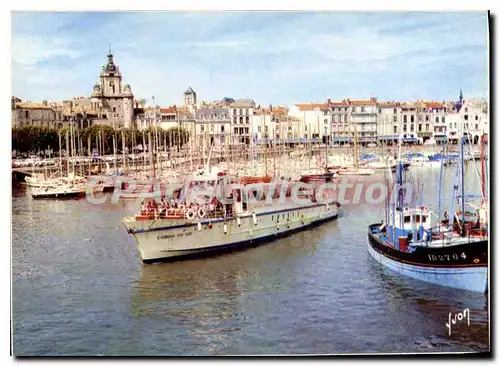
(122, 166, 339, 263)
(367, 136, 488, 293)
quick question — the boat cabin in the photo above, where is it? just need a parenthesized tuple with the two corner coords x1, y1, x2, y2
(393, 206, 433, 231)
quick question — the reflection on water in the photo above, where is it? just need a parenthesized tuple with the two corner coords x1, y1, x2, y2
(130, 229, 327, 354)
(12, 165, 489, 355)
(369, 263, 489, 352)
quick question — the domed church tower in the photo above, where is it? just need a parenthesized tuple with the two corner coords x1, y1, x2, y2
(90, 45, 134, 128)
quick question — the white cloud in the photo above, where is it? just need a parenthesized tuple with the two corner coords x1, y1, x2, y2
(12, 35, 82, 65)
(10, 12, 489, 105)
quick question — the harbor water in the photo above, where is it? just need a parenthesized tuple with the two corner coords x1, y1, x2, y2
(12, 165, 489, 355)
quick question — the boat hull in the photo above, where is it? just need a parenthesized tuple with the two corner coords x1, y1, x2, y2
(124, 203, 338, 263)
(31, 191, 84, 199)
(367, 224, 488, 293)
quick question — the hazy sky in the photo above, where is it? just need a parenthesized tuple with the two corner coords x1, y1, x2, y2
(11, 11, 489, 106)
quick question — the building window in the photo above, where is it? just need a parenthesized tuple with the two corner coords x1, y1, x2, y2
(464, 115, 468, 121)
(352, 107, 356, 113)
(403, 125, 407, 132)
(393, 108, 397, 114)
(234, 127, 238, 134)
(393, 126, 397, 134)
(410, 125, 414, 132)
(393, 116, 397, 122)
(240, 117, 243, 124)
(200, 125, 204, 132)
(442, 117, 445, 123)
(221, 125, 225, 132)
(403, 115, 407, 123)
(246, 116, 249, 124)
(475, 124, 478, 130)
(324, 119, 328, 124)
(258, 126, 261, 133)
(426, 124, 429, 132)
(465, 108, 468, 113)
(361, 107, 365, 112)
(475, 115, 479, 121)
(210, 124, 214, 132)
(410, 115, 414, 123)
(418, 124, 422, 132)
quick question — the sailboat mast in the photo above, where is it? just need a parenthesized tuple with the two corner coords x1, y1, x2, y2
(460, 136, 465, 225)
(88, 135, 91, 176)
(58, 131, 62, 177)
(65, 129, 70, 179)
(122, 130, 126, 174)
(480, 134, 486, 201)
(437, 141, 446, 224)
(354, 123, 359, 168)
(148, 129, 154, 179)
(113, 132, 117, 173)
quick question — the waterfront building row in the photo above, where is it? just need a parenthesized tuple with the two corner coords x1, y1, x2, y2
(11, 50, 488, 146)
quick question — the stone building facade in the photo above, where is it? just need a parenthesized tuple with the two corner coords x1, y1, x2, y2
(90, 49, 134, 128)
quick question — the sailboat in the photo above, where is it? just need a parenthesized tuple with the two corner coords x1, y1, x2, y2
(337, 122, 375, 176)
(366, 135, 488, 293)
(31, 123, 88, 199)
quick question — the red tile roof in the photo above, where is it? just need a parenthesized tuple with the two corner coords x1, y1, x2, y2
(424, 102, 446, 109)
(295, 103, 328, 111)
(348, 99, 377, 106)
(160, 106, 177, 114)
(377, 101, 401, 107)
(328, 101, 347, 107)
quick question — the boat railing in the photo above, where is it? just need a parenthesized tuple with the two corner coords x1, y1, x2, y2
(135, 203, 230, 221)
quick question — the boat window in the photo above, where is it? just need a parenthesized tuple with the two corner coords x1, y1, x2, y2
(415, 215, 420, 223)
(423, 216, 427, 223)
(404, 216, 411, 223)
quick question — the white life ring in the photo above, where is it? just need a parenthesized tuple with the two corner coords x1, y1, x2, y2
(198, 207, 206, 218)
(185, 209, 195, 220)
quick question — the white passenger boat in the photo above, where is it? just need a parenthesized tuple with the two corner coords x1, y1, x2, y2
(122, 167, 340, 263)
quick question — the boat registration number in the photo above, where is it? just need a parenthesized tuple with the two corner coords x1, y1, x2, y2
(428, 253, 466, 261)
(157, 232, 193, 240)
